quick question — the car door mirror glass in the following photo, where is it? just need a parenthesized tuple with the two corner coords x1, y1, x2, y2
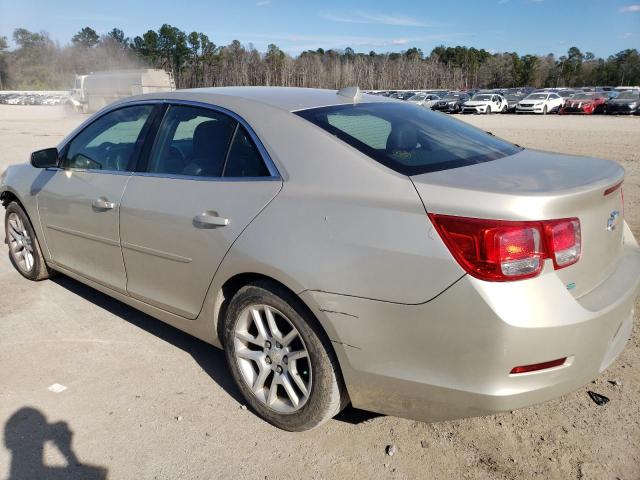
(30, 148, 59, 168)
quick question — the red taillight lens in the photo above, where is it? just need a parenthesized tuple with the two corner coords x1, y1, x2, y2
(495, 227, 543, 277)
(429, 214, 580, 282)
(545, 219, 581, 268)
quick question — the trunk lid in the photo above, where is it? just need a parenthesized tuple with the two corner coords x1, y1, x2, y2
(412, 149, 625, 297)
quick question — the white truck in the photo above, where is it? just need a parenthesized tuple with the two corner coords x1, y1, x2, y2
(69, 69, 175, 113)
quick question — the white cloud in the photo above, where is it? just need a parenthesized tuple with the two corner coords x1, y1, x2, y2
(620, 4, 640, 12)
(245, 32, 467, 54)
(622, 31, 638, 38)
(256, 0, 271, 5)
(320, 11, 438, 27)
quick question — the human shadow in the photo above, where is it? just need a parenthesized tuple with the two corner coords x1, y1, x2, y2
(4, 407, 107, 480)
(50, 275, 244, 404)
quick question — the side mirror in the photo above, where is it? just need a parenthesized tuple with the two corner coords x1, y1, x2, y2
(31, 148, 59, 169)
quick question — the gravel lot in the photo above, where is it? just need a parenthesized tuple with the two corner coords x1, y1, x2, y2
(0, 105, 639, 480)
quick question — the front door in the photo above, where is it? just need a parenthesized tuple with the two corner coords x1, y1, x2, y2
(120, 104, 282, 318)
(38, 104, 156, 292)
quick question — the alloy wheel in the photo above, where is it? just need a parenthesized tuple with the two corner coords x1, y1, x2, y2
(233, 304, 312, 413)
(7, 212, 35, 273)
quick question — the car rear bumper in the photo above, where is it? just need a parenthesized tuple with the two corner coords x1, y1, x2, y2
(302, 225, 640, 422)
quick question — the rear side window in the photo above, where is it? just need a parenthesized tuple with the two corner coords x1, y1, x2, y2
(223, 126, 270, 177)
(148, 105, 236, 177)
(147, 105, 271, 178)
(296, 102, 522, 175)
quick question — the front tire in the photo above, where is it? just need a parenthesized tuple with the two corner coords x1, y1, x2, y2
(542, 105, 548, 115)
(4, 202, 52, 281)
(223, 281, 347, 431)
(486, 106, 492, 114)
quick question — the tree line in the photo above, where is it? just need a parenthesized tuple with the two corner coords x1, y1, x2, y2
(1, 25, 639, 91)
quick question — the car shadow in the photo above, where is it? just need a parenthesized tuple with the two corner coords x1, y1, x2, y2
(50, 275, 244, 405)
(4, 406, 108, 480)
(334, 406, 382, 425)
(50, 274, 382, 427)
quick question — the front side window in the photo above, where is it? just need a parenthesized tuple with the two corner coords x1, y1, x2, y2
(296, 102, 522, 175)
(62, 105, 154, 171)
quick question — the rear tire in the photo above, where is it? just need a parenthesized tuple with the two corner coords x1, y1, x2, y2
(223, 280, 347, 431)
(4, 202, 53, 281)
(501, 105, 507, 113)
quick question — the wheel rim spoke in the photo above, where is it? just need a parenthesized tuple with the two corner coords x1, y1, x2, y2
(236, 348, 264, 362)
(235, 330, 263, 348)
(288, 350, 308, 362)
(264, 307, 283, 342)
(250, 308, 269, 341)
(267, 375, 280, 405)
(289, 370, 309, 396)
(280, 373, 299, 407)
(252, 365, 271, 393)
(281, 329, 297, 347)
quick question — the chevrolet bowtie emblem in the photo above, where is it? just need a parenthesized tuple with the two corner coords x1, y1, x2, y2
(607, 210, 620, 231)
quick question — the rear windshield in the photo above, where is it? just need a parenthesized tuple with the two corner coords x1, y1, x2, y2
(295, 102, 522, 175)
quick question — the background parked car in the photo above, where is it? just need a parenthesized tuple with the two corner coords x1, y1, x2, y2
(432, 92, 470, 113)
(504, 93, 524, 112)
(390, 91, 417, 100)
(557, 89, 577, 107)
(560, 92, 607, 114)
(407, 93, 442, 108)
(606, 90, 640, 115)
(516, 91, 564, 114)
(461, 93, 508, 114)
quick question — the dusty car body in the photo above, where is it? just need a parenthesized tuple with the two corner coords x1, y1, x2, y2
(2, 87, 639, 431)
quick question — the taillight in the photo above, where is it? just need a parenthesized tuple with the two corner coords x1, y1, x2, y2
(544, 219, 581, 268)
(429, 214, 581, 281)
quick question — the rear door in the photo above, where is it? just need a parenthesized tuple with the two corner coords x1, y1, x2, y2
(120, 103, 282, 318)
(38, 104, 156, 292)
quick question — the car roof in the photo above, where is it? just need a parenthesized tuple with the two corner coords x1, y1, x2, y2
(130, 86, 393, 113)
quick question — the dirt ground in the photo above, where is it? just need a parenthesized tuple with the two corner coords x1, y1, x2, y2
(0, 105, 639, 480)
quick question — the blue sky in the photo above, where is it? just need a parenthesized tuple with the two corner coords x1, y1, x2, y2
(1, 0, 638, 57)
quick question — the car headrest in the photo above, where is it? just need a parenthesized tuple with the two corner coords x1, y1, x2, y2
(387, 123, 418, 151)
(193, 120, 228, 158)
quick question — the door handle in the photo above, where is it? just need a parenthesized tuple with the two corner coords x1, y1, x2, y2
(92, 198, 116, 210)
(193, 212, 229, 228)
